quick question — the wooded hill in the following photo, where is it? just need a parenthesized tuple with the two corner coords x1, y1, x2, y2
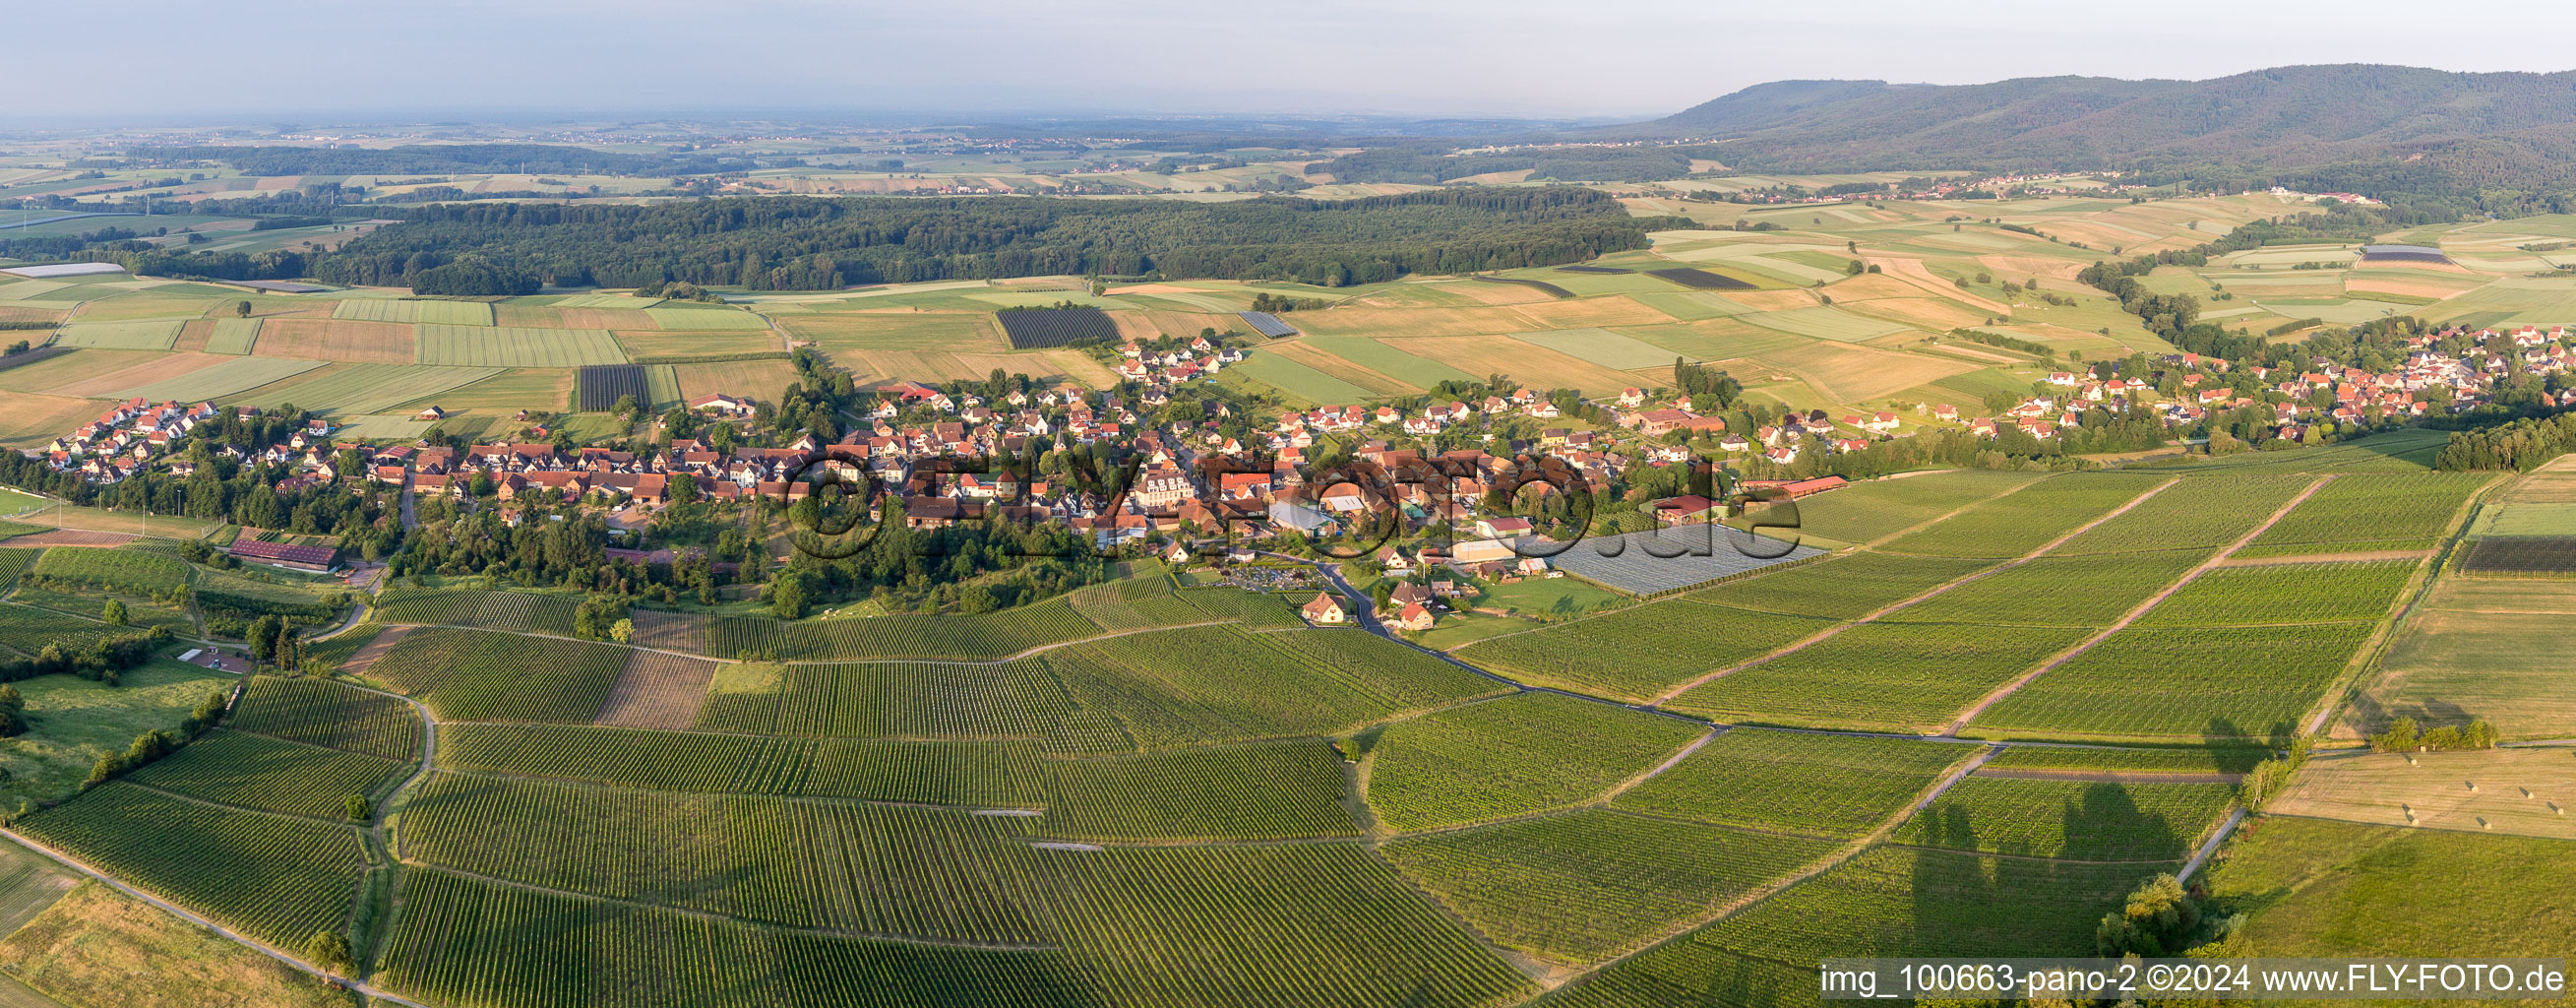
(1608, 65, 2576, 203)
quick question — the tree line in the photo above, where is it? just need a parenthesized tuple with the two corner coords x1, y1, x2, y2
(85, 189, 1692, 294)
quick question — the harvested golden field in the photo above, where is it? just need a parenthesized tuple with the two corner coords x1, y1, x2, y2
(1290, 305, 1539, 338)
(249, 318, 415, 363)
(1267, 341, 1421, 396)
(2269, 749, 2576, 840)
(1821, 274, 1926, 300)
(778, 311, 1003, 350)
(1711, 288, 1821, 311)
(0, 306, 65, 325)
(1447, 280, 1559, 305)
(0, 349, 157, 394)
(1039, 349, 1119, 388)
(0, 880, 353, 1008)
(673, 358, 802, 403)
(44, 352, 231, 399)
(495, 305, 660, 330)
(171, 319, 215, 353)
(1390, 335, 1644, 395)
(1840, 296, 1991, 332)
(1750, 342, 1976, 405)
(612, 330, 782, 358)
(1512, 295, 1675, 329)
(1863, 257, 2011, 313)
(2345, 273, 2486, 300)
(846, 347, 1095, 386)
(1109, 309, 1237, 342)
(1977, 254, 2091, 281)
(0, 394, 106, 448)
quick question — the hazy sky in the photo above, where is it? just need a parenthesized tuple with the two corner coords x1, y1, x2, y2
(17, 0, 2576, 122)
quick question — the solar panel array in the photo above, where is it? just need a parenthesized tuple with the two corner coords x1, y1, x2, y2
(1238, 310, 1298, 338)
(994, 307, 1118, 348)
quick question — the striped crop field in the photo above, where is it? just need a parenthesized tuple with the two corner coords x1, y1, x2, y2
(333, 298, 496, 326)
(413, 324, 628, 366)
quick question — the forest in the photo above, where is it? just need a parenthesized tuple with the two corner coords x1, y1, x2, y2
(97, 188, 1688, 293)
(1306, 147, 1698, 184)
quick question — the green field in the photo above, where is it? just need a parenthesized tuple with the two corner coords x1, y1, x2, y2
(332, 298, 494, 325)
(1301, 336, 1478, 385)
(642, 306, 769, 330)
(2211, 816, 2576, 962)
(108, 354, 326, 402)
(1966, 622, 2375, 742)
(202, 318, 262, 354)
(228, 362, 506, 415)
(1508, 328, 1689, 368)
(1734, 306, 1911, 342)
(1224, 349, 1379, 405)
(48, 320, 182, 350)
(1894, 776, 2236, 860)
(414, 324, 627, 366)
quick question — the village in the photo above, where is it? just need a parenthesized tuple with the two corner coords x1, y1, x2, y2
(16, 320, 2558, 635)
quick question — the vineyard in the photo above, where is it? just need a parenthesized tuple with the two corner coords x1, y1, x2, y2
(994, 307, 1117, 348)
(224, 674, 423, 760)
(2133, 559, 2417, 627)
(1966, 622, 2376, 741)
(1048, 626, 1411, 750)
(1875, 473, 2166, 558)
(372, 585, 583, 637)
(2038, 473, 2308, 556)
(1893, 550, 2207, 626)
(1894, 776, 2237, 860)
(1668, 621, 2096, 731)
(2459, 536, 2576, 575)
(402, 772, 1054, 940)
(1760, 470, 2037, 547)
(363, 626, 632, 723)
(1612, 728, 1976, 839)
(0, 546, 38, 592)
(1039, 740, 1358, 841)
(1042, 843, 1533, 1008)
(1687, 551, 1994, 620)
(127, 729, 411, 820)
(375, 867, 1092, 1008)
(765, 660, 1058, 739)
(15, 783, 369, 949)
(1364, 692, 1703, 832)
(1553, 847, 2154, 1008)
(576, 363, 651, 410)
(0, 601, 144, 656)
(438, 724, 1042, 806)
(1260, 627, 1508, 707)
(1978, 745, 2262, 775)
(1384, 807, 1837, 964)
(705, 597, 1102, 661)
(1453, 600, 1834, 701)
(28, 546, 188, 596)
(2238, 473, 2487, 556)
(1064, 574, 1205, 632)
(1172, 587, 1305, 628)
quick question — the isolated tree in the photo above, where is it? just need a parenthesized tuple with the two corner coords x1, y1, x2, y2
(235, 300, 253, 318)
(0, 685, 26, 737)
(101, 599, 127, 626)
(305, 929, 355, 974)
(609, 618, 634, 644)
(343, 794, 371, 821)
(771, 575, 808, 620)
(247, 614, 284, 664)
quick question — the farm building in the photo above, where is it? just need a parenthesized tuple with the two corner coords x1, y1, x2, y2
(227, 536, 337, 572)
(2359, 244, 2452, 265)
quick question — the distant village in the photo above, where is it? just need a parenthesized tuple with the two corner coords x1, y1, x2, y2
(18, 323, 2556, 630)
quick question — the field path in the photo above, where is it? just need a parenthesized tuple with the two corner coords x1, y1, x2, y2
(2215, 548, 2433, 567)
(2179, 808, 2247, 881)
(1862, 256, 2010, 314)
(1938, 475, 2329, 735)
(1649, 476, 2180, 705)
